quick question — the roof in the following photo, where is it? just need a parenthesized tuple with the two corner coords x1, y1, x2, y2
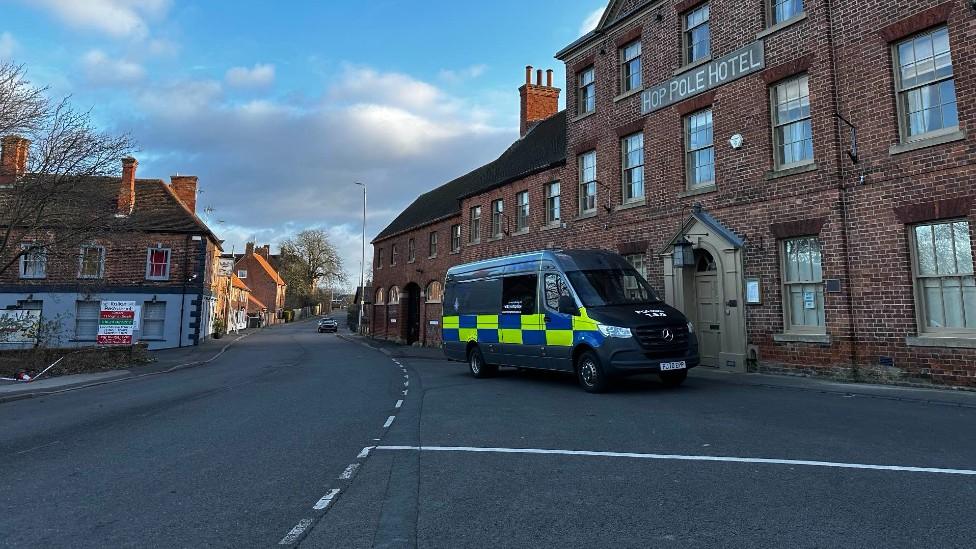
(555, 0, 656, 60)
(231, 274, 250, 291)
(661, 206, 745, 252)
(373, 111, 567, 242)
(247, 293, 268, 310)
(247, 252, 286, 286)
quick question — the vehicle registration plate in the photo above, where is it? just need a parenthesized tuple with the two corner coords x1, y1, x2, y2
(660, 361, 686, 371)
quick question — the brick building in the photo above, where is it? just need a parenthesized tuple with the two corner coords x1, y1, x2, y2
(233, 243, 287, 325)
(0, 138, 225, 350)
(373, 0, 975, 386)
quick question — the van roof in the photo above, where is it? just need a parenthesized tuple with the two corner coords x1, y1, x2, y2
(446, 249, 630, 277)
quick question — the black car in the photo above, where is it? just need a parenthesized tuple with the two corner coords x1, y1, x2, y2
(317, 318, 338, 333)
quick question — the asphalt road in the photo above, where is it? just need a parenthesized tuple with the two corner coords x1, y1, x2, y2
(2, 314, 975, 548)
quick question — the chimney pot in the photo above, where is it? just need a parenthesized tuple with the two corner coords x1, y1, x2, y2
(245, 242, 255, 256)
(519, 66, 561, 137)
(546, 69, 553, 87)
(170, 175, 199, 213)
(536, 69, 543, 86)
(118, 156, 138, 215)
(525, 65, 532, 84)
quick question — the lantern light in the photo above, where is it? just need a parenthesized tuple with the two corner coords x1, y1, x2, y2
(673, 236, 696, 269)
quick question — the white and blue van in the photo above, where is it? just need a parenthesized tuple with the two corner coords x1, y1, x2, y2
(442, 250, 700, 392)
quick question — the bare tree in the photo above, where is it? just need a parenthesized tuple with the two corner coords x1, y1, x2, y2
(0, 62, 134, 277)
(279, 229, 346, 308)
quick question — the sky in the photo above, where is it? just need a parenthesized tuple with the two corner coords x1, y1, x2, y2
(0, 0, 608, 289)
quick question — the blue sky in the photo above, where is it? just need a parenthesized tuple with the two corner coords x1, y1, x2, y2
(0, 0, 608, 287)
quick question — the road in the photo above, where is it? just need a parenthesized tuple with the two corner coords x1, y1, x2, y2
(1, 314, 975, 548)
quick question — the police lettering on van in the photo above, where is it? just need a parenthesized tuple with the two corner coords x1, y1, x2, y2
(442, 250, 700, 393)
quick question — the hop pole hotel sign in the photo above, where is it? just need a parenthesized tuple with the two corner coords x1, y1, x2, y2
(641, 41, 765, 115)
(98, 301, 137, 345)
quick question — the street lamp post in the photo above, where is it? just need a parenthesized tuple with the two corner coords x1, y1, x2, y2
(355, 182, 367, 335)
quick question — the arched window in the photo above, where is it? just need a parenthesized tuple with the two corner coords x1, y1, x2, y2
(389, 286, 401, 305)
(374, 287, 385, 305)
(426, 281, 443, 303)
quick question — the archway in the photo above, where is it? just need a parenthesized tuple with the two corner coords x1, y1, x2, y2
(404, 283, 422, 345)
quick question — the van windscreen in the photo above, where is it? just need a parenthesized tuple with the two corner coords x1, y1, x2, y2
(565, 269, 661, 307)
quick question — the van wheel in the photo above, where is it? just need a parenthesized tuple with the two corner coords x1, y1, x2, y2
(468, 347, 496, 378)
(659, 370, 688, 387)
(576, 350, 609, 393)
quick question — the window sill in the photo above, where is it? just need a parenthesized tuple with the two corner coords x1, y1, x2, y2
(145, 278, 171, 282)
(615, 199, 646, 212)
(572, 111, 596, 123)
(576, 211, 598, 221)
(773, 333, 831, 344)
(450, 250, 461, 255)
(679, 185, 717, 198)
(764, 162, 817, 181)
(427, 255, 437, 260)
(614, 87, 644, 103)
(465, 241, 480, 247)
(19, 277, 47, 280)
(408, 260, 416, 264)
(906, 336, 976, 349)
(540, 222, 564, 232)
(512, 228, 530, 236)
(488, 235, 504, 242)
(674, 55, 712, 77)
(756, 12, 808, 40)
(889, 129, 967, 156)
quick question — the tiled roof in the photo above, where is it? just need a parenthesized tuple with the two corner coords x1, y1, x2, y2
(250, 252, 286, 286)
(231, 274, 250, 291)
(373, 111, 567, 242)
(248, 293, 268, 310)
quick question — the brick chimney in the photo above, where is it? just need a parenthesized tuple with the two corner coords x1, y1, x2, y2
(245, 242, 255, 256)
(519, 66, 561, 137)
(170, 175, 199, 213)
(118, 156, 138, 215)
(258, 245, 270, 260)
(0, 135, 30, 185)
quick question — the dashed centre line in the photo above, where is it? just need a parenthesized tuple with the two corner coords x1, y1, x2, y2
(339, 464, 359, 479)
(312, 489, 341, 510)
(395, 399, 403, 408)
(383, 415, 396, 428)
(279, 518, 313, 545)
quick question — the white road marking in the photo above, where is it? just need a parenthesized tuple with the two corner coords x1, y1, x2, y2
(402, 390, 408, 396)
(374, 446, 976, 476)
(339, 464, 359, 479)
(403, 374, 409, 379)
(395, 400, 403, 408)
(357, 447, 373, 458)
(383, 416, 396, 428)
(313, 489, 340, 510)
(279, 518, 313, 544)
(404, 380, 409, 387)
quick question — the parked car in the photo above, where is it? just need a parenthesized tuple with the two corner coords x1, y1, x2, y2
(317, 318, 339, 333)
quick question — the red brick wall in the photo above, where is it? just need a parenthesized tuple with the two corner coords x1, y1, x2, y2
(235, 254, 284, 318)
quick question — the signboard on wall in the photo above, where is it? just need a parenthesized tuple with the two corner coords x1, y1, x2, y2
(218, 258, 235, 277)
(98, 301, 136, 345)
(0, 310, 41, 344)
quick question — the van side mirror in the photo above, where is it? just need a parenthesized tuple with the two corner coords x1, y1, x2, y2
(558, 295, 579, 316)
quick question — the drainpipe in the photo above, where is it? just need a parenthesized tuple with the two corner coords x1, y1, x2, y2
(178, 235, 191, 348)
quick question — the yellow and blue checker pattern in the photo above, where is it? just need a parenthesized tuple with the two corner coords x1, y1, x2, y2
(443, 308, 603, 348)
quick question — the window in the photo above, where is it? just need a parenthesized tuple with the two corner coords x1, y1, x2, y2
(391, 244, 398, 266)
(78, 245, 105, 279)
(491, 199, 504, 238)
(544, 273, 573, 311)
(621, 132, 644, 203)
(911, 220, 974, 334)
(444, 278, 502, 316)
(237, 269, 248, 279)
(426, 281, 443, 303)
(781, 237, 825, 332)
(429, 232, 438, 258)
(408, 238, 416, 262)
(515, 191, 529, 232)
(771, 75, 813, 169)
(624, 254, 648, 299)
(684, 4, 710, 64)
(686, 109, 715, 189)
(376, 249, 383, 269)
(894, 26, 958, 142)
(375, 287, 385, 305)
(621, 40, 642, 93)
(770, 0, 803, 26)
(146, 248, 171, 280)
(545, 181, 561, 225)
(502, 275, 538, 316)
(577, 67, 595, 115)
(469, 206, 481, 243)
(451, 224, 462, 252)
(142, 301, 166, 340)
(19, 244, 46, 279)
(389, 286, 400, 305)
(578, 151, 597, 215)
(75, 300, 99, 341)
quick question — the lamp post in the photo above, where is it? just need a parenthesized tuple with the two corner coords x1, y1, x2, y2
(355, 182, 367, 335)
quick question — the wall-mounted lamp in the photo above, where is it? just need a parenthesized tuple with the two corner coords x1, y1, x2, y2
(672, 237, 696, 269)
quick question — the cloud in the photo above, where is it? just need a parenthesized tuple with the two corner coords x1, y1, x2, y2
(81, 49, 145, 85)
(29, 0, 170, 39)
(438, 64, 488, 84)
(580, 6, 605, 36)
(225, 63, 275, 88)
(0, 32, 16, 59)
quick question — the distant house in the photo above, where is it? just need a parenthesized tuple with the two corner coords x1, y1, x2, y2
(0, 136, 223, 350)
(233, 243, 286, 325)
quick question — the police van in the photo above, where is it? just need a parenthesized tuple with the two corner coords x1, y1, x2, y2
(442, 250, 700, 392)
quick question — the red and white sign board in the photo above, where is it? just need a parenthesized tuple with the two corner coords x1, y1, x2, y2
(98, 301, 136, 345)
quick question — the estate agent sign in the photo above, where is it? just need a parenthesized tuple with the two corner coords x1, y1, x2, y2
(641, 40, 766, 115)
(98, 301, 137, 345)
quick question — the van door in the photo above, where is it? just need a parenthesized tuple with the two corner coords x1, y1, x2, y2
(498, 273, 542, 367)
(540, 271, 575, 372)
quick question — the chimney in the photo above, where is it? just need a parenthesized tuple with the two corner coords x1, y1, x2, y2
(519, 66, 561, 137)
(258, 245, 270, 260)
(118, 156, 138, 215)
(170, 175, 199, 213)
(245, 242, 255, 256)
(0, 135, 30, 185)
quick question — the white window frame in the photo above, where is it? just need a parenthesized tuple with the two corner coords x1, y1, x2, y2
(145, 247, 172, 281)
(515, 191, 529, 232)
(451, 224, 462, 252)
(892, 26, 958, 144)
(769, 0, 804, 27)
(770, 74, 814, 171)
(491, 199, 504, 238)
(74, 300, 100, 341)
(429, 231, 438, 258)
(375, 287, 385, 305)
(685, 108, 715, 190)
(780, 236, 826, 334)
(578, 151, 597, 215)
(469, 206, 482, 244)
(620, 40, 642, 93)
(391, 244, 398, 266)
(237, 269, 248, 279)
(683, 4, 711, 65)
(142, 301, 167, 340)
(426, 281, 443, 304)
(408, 238, 416, 263)
(19, 243, 47, 279)
(78, 245, 105, 279)
(545, 181, 561, 225)
(624, 254, 647, 299)
(621, 132, 645, 203)
(577, 67, 595, 115)
(909, 219, 975, 336)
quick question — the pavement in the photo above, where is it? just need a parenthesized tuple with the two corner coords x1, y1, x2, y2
(1, 314, 974, 547)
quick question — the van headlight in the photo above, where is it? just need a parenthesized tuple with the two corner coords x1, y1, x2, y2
(597, 324, 632, 338)
(687, 321, 695, 334)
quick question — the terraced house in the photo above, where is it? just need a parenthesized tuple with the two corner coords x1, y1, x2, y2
(373, 0, 975, 387)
